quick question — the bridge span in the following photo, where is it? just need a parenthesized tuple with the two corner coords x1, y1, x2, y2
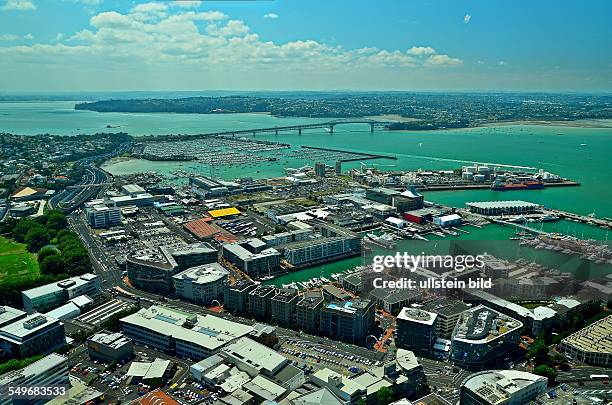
(143, 119, 390, 141)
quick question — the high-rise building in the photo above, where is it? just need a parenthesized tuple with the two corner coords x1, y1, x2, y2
(422, 297, 470, 339)
(319, 299, 374, 344)
(172, 263, 229, 306)
(295, 291, 323, 333)
(222, 239, 281, 279)
(248, 285, 277, 320)
(223, 280, 257, 314)
(315, 162, 326, 177)
(450, 305, 522, 370)
(334, 161, 342, 175)
(126, 243, 217, 294)
(395, 308, 438, 355)
(84, 199, 122, 228)
(270, 289, 299, 327)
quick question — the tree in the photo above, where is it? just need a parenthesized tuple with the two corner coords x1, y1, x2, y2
(376, 386, 395, 405)
(45, 211, 68, 231)
(24, 226, 50, 252)
(12, 219, 41, 243)
(37, 245, 60, 263)
(40, 255, 64, 276)
(534, 365, 558, 384)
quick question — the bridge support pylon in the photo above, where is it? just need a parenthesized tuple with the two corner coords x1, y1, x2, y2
(329, 125, 334, 134)
(370, 124, 374, 132)
(298, 129, 302, 135)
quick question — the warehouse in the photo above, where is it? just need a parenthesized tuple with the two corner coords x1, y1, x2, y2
(465, 200, 541, 215)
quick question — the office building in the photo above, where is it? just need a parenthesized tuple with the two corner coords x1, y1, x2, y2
(559, 315, 611, 367)
(319, 299, 374, 344)
(369, 289, 421, 315)
(270, 289, 299, 327)
(460, 370, 547, 405)
(173, 263, 229, 306)
(0, 314, 65, 359)
(335, 161, 342, 175)
(422, 297, 470, 339)
(223, 280, 257, 314)
(396, 308, 438, 355)
(120, 305, 253, 360)
(314, 162, 326, 177)
(109, 193, 159, 207)
(126, 243, 217, 293)
(295, 291, 324, 333)
(248, 285, 277, 320)
(450, 305, 522, 370)
(0, 353, 68, 405)
(22, 273, 100, 313)
(84, 199, 122, 228)
(222, 239, 281, 279)
(87, 331, 134, 363)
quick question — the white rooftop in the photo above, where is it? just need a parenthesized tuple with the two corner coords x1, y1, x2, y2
(223, 337, 287, 375)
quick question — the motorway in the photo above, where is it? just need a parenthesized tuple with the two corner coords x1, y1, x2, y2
(49, 142, 132, 213)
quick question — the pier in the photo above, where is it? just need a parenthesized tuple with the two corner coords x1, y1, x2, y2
(551, 210, 612, 230)
(300, 145, 397, 161)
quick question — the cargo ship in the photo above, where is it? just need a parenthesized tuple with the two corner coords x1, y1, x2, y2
(491, 180, 544, 191)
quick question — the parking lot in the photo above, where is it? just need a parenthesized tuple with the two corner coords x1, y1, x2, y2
(280, 337, 383, 376)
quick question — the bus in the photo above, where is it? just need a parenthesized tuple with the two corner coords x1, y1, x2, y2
(590, 374, 609, 380)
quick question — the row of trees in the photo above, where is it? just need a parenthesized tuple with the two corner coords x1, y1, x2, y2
(0, 210, 91, 307)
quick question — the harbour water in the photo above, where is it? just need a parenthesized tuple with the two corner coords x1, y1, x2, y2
(3, 101, 611, 284)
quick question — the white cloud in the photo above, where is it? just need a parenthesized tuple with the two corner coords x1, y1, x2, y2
(499, 60, 507, 66)
(0, 34, 19, 41)
(426, 54, 463, 66)
(55, 33, 64, 41)
(172, 1, 201, 8)
(1, 0, 36, 10)
(0, 6, 463, 81)
(477, 60, 485, 65)
(264, 13, 279, 19)
(407, 46, 436, 56)
(0, 33, 33, 40)
(463, 14, 472, 24)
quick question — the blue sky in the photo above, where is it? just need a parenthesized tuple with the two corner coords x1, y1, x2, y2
(0, 0, 610, 91)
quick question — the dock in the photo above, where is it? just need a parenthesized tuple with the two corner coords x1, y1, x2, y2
(551, 210, 612, 230)
(416, 181, 580, 192)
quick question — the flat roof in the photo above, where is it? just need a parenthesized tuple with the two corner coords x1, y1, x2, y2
(0, 306, 26, 328)
(223, 337, 287, 374)
(397, 308, 437, 325)
(453, 305, 522, 344)
(462, 370, 546, 403)
(121, 305, 253, 352)
(89, 331, 132, 348)
(0, 313, 60, 340)
(243, 375, 286, 401)
(209, 207, 241, 218)
(173, 263, 228, 285)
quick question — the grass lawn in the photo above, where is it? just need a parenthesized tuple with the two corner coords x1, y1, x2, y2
(0, 236, 40, 282)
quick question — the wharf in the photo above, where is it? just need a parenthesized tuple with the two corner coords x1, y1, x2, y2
(416, 180, 580, 191)
(550, 210, 612, 230)
(300, 145, 397, 161)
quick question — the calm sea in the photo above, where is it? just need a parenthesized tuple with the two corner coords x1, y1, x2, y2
(2, 101, 611, 282)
